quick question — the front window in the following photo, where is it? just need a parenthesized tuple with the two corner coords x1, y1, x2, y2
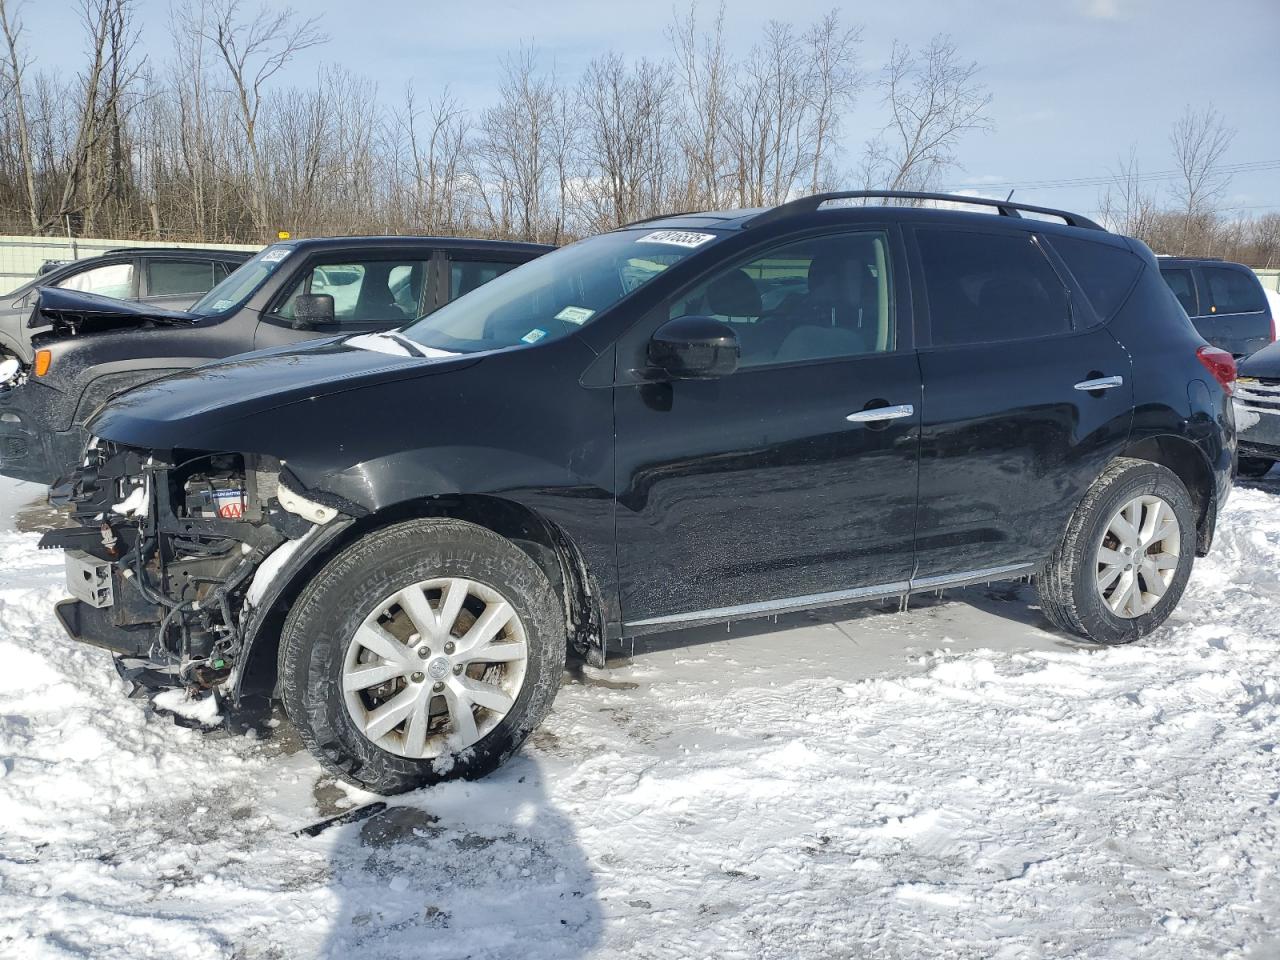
(189, 244, 293, 316)
(275, 259, 430, 324)
(399, 229, 719, 353)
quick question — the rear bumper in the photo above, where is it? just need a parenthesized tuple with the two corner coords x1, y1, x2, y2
(0, 385, 85, 484)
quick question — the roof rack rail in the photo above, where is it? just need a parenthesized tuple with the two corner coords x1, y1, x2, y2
(747, 191, 1105, 232)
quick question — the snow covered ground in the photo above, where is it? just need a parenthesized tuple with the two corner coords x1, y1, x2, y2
(0, 475, 1277, 959)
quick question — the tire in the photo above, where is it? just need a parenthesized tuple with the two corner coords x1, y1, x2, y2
(1038, 457, 1197, 645)
(1238, 456, 1274, 479)
(278, 518, 565, 794)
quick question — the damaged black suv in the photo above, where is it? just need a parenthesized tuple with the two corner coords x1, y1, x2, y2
(45, 192, 1235, 794)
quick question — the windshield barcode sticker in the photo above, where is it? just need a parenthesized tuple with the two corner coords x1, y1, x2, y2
(261, 248, 290, 262)
(555, 306, 594, 325)
(636, 230, 715, 249)
(521, 328, 547, 344)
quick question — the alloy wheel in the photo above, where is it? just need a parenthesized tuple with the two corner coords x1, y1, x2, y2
(1094, 494, 1180, 619)
(342, 577, 529, 759)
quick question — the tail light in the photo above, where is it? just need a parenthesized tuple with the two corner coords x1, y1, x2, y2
(1196, 345, 1236, 394)
(1270, 311, 1276, 343)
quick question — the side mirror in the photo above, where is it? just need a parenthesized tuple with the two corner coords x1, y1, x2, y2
(648, 316, 740, 380)
(292, 293, 334, 330)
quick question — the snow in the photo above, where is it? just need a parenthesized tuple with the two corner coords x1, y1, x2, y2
(0, 475, 1277, 958)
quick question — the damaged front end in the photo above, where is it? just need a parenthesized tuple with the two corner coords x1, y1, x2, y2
(42, 440, 350, 696)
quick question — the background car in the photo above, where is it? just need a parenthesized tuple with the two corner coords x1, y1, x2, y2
(0, 236, 552, 484)
(4, 246, 253, 310)
(1158, 256, 1274, 358)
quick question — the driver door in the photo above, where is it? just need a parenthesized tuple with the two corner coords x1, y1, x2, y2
(611, 227, 922, 628)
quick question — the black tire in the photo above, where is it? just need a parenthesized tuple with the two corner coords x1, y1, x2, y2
(1238, 456, 1274, 479)
(1038, 457, 1197, 645)
(278, 518, 565, 794)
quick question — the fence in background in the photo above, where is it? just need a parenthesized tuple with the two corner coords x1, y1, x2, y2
(1255, 269, 1279, 293)
(0, 236, 262, 294)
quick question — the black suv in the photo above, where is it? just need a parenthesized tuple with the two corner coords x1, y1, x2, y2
(0, 236, 550, 483)
(43, 192, 1235, 794)
(1158, 256, 1274, 358)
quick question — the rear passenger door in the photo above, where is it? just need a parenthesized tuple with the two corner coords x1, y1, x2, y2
(909, 226, 1133, 580)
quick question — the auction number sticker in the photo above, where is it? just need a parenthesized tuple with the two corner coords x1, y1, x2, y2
(554, 306, 595, 325)
(635, 230, 716, 248)
(261, 248, 290, 262)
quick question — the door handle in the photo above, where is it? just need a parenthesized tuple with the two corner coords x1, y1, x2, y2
(846, 404, 914, 423)
(1073, 375, 1124, 392)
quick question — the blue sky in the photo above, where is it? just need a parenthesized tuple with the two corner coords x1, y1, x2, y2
(14, 0, 1280, 219)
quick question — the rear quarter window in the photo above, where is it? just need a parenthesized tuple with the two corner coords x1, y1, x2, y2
(1050, 236, 1143, 323)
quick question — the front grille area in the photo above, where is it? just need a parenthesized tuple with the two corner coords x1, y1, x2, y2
(1235, 378, 1280, 415)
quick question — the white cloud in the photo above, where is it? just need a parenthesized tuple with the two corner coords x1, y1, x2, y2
(1081, 0, 1124, 18)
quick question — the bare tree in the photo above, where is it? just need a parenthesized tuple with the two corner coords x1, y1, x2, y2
(862, 35, 993, 193)
(669, 2, 733, 208)
(0, 0, 41, 231)
(199, 0, 326, 238)
(1098, 146, 1158, 238)
(1169, 104, 1235, 254)
(802, 10, 862, 193)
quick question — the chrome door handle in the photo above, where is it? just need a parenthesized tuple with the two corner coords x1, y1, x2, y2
(1074, 376, 1124, 392)
(846, 404, 914, 423)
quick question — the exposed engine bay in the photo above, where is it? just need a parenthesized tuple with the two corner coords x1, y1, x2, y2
(40, 440, 345, 694)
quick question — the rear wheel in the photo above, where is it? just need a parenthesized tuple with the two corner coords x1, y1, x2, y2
(278, 518, 564, 794)
(1038, 458, 1197, 645)
(1238, 456, 1274, 479)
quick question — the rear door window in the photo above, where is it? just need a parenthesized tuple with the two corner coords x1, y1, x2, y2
(146, 259, 216, 297)
(1203, 266, 1266, 315)
(917, 229, 1071, 346)
(1050, 236, 1143, 323)
(56, 261, 135, 299)
(1161, 268, 1198, 316)
(449, 259, 521, 300)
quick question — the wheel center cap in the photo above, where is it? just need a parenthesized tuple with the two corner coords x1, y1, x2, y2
(426, 657, 451, 681)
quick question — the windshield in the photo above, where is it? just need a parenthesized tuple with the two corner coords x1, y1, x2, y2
(188, 244, 291, 315)
(398, 228, 719, 353)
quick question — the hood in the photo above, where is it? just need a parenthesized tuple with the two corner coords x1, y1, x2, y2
(32, 287, 197, 337)
(89, 333, 478, 450)
(1237, 339, 1280, 379)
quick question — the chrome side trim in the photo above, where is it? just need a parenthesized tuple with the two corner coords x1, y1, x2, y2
(1074, 375, 1124, 392)
(623, 562, 1039, 629)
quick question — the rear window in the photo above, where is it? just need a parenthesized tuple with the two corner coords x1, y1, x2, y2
(1203, 266, 1266, 315)
(1051, 236, 1143, 322)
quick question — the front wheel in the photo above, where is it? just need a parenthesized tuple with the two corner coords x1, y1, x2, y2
(1038, 458, 1197, 645)
(278, 518, 565, 794)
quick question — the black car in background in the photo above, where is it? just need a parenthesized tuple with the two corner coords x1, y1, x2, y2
(45, 192, 1234, 794)
(1157, 256, 1274, 358)
(0, 236, 552, 483)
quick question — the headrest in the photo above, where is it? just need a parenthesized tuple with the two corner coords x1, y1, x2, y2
(706, 269, 761, 318)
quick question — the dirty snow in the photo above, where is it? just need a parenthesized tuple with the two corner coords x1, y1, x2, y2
(0, 475, 1277, 959)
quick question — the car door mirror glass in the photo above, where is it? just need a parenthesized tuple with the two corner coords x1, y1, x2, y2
(292, 293, 335, 329)
(648, 316, 740, 379)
